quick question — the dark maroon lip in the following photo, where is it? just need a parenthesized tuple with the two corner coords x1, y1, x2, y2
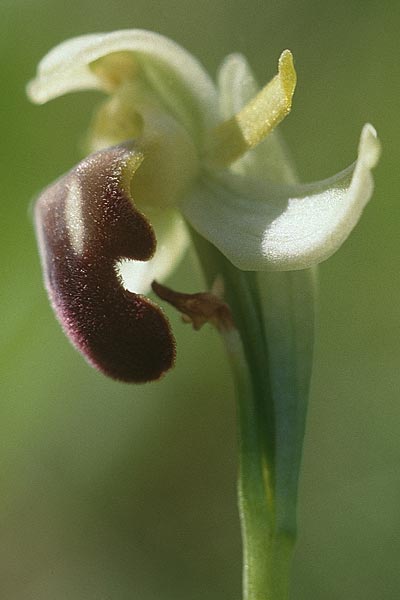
(34, 143, 175, 383)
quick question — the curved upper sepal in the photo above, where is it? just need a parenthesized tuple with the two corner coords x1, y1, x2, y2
(182, 124, 381, 271)
(34, 143, 175, 382)
(27, 29, 218, 143)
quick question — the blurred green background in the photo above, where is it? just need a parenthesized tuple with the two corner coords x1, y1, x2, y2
(1, 0, 399, 598)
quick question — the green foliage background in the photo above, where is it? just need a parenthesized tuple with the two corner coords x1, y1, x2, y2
(1, 1, 399, 598)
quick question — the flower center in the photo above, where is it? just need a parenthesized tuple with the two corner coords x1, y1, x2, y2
(87, 73, 199, 211)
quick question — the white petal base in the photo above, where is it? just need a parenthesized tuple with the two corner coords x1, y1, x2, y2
(117, 208, 189, 295)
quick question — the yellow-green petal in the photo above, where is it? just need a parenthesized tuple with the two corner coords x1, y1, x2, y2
(206, 50, 296, 167)
(217, 52, 298, 183)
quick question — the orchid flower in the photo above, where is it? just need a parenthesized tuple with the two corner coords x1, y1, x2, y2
(28, 30, 380, 383)
(28, 30, 380, 600)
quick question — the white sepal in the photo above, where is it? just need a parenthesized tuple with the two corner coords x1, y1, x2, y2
(27, 30, 218, 143)
(183, 124, 380, 271)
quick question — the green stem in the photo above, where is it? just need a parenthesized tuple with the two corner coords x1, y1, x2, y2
(190, 230, 296, 600)
(223, 329, 294, 600)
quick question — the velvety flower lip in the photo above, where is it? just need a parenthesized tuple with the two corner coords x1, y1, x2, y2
(35, 143, 175, 382)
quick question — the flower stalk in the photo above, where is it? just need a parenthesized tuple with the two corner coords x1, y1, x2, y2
(226, 326, 295, 600)
(189, 230, 298, 600)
